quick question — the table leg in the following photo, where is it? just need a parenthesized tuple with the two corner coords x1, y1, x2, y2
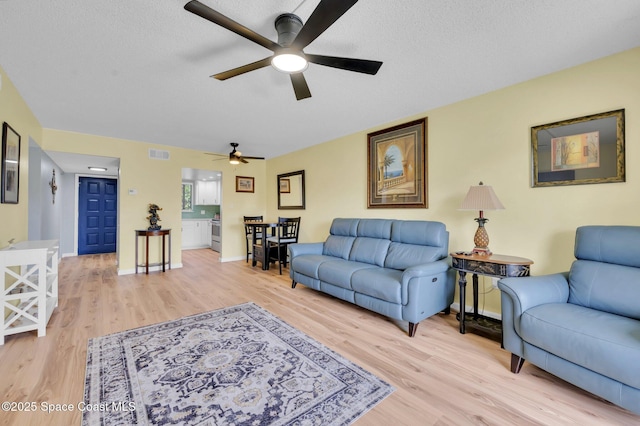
(458, 271, 467, 334)
(168, 231, 172, 270)
(473, 273, 479, 320)
(145, 234, 150, 275)
(261, 227, 269, 270)
(135, 233, 139, 274)
(250, 227, 257, 267)
(161, 233, 166, 272)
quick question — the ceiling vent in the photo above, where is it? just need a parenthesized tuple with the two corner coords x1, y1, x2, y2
(149, 148, 170, 160)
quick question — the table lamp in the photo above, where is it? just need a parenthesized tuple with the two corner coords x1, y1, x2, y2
(459, 182, 504, 255)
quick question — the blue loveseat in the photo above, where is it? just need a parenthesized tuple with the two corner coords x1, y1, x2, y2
(288, 218, 454, 337)
(499, 226, 640, 414)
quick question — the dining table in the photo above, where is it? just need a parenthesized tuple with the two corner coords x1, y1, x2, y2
(244, 221, 282, 270)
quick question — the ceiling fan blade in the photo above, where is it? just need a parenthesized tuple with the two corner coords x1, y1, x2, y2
(212, 57, 273, 80)
(184, 0, 279, 51)
(291, 0, 359, 49)
(306, 54, 382, 75)
(290, 73, 311, 100)
(241, 156, 266, 160)
(240, 157, 249, 164)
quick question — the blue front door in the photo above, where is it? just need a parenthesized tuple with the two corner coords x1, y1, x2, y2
(78, 177, 117, 255)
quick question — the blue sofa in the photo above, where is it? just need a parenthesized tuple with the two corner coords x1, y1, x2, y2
(499, 226, 640, 414)
(288, 218, 454, 337)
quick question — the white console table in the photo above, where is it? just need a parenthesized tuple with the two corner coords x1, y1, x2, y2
(0, 240, 59, 345)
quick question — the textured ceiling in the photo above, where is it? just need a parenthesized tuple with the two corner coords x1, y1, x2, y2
(1, 0, 640, 161)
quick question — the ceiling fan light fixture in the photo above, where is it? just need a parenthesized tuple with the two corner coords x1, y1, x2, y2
(271, 51, 308, 73)
(229, 157, 240, 165)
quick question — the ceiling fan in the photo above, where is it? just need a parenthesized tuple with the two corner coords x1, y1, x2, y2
(229, 142, 265, 164)
(184, 0, 383, 100)
(208, 143, 265, 164)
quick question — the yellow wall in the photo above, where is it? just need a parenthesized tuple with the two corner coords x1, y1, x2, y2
(267, 48, 640, 315)
(0, 67, 43, 246)
(2, 48, 639, 314)
(41, 129, 266, 271)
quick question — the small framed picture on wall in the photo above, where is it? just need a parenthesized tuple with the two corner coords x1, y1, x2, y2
(236, 176, 255, 193)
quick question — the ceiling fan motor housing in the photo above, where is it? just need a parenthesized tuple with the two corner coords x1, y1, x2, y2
(275, 13, 303, 47)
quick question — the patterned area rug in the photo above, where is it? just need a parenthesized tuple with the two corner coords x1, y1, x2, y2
(83, 302, 394, 425)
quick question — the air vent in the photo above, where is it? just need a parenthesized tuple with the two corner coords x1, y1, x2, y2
(149, 148, 170, 160)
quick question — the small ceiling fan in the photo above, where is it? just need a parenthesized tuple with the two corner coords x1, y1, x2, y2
(184, 0, 383, 100)
(229, 142, 265, 164)
(208, 143, 265, 164)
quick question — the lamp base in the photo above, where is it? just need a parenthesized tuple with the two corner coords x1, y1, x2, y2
(471, 247, 492, 256)
(472, 217, 491, 255)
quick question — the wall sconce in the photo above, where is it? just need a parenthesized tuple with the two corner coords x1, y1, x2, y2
(49, 169, 58, 204)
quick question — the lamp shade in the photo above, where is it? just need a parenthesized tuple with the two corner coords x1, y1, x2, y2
(459, 182, 505, 211)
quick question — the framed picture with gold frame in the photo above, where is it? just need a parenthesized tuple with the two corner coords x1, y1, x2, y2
(235, 176, 254, 193)
(367, 118, 427, 208)
(531, 109, 625, 187)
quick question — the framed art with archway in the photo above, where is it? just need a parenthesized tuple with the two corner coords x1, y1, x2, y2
(367, 118, 427, 208)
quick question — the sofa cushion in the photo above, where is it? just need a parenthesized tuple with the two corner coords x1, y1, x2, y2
(349, 237, 390, 267)
(391, 220, 448, 249)
(575, 225, 640, 268)
(317, 259, 377, 290)
(356, 219, 392, 239)
(385, 243, 444, 271)
(351, 268, 403, 304)
(290, 254, 336, 280)
(323, 236, 355, 260)
(330, 218, 360, 237)
(569, 260, 640, 320)
(520, 303, 640, 389)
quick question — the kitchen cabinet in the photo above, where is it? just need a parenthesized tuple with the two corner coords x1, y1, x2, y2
(181, 220, 211, 249)
(195, 181, 220, 205)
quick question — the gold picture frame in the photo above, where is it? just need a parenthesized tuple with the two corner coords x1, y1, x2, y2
(235, 176, 254, 193)
(531, 109, 625, 187)
(367, 118, 427, 208)
(279, 178, 290, 193)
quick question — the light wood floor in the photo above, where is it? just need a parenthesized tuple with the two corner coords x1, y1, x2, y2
(0, 249, 637, 425)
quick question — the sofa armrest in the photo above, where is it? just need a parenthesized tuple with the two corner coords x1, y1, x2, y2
(399, 259, 455, 322)
(498, 272, 569, 356)
(288, 242, 324, 258)
(401, 260, 450, 283)
(498, 272, 570, 315)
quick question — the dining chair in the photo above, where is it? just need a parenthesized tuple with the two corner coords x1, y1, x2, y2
(267, 217, 301, 274)
(243, 215, 263, 263)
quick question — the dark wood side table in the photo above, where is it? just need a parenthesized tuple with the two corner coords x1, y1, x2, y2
(450, 252, 533, 340)
(244, 221, 281, 270)
(135, 229, 171, 274)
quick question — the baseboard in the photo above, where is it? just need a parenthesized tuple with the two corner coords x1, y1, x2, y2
(118, 263, 183, 276)
(220, 255, 245, 263)
(449, 303, 501, 321)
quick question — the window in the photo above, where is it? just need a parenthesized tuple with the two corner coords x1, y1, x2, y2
(182, 182, 193, 211)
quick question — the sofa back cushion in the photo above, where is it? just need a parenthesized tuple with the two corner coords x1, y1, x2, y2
(330, 218, 360, 237)
(569, 260, 640, 320)
(346, 219, 392, 266)
(356, 219, 393, 239)
(323, 218, 359, 259)
(385, 221, 448, 270)
(575, 225, 640, 268)
(569, 226, 640, 320)
(349, 237, 390, 267)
